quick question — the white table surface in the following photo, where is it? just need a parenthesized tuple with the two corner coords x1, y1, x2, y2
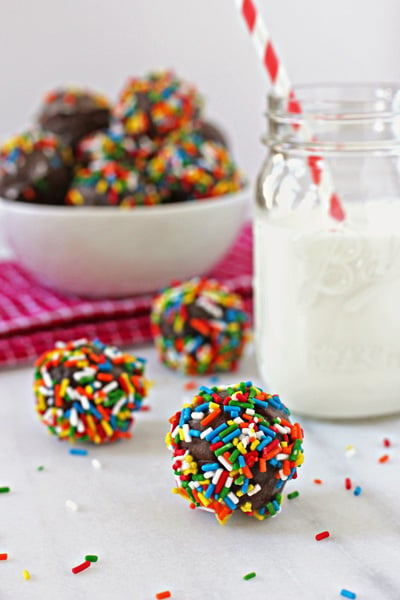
(0, 342, 400, 600)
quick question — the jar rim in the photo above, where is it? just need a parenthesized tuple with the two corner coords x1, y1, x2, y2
(268, 82, 400, 123)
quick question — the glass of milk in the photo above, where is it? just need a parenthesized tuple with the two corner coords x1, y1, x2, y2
(255, 83, 400, 418)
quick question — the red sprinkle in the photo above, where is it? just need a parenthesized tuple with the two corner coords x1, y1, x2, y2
(315, 531, 330, 541)
(345, 477, 352, 490)
(156, 592, 171, 600)
(72, 560, 91, 574)
(0, 553, 8, 560)
(383, 438, 391, 447)
(314, 478, 322, 484)
(379, 454, 389, 463)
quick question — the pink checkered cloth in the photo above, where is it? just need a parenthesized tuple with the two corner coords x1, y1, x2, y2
(0, 222, 253, 367)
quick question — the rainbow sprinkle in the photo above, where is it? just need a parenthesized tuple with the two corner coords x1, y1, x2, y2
(166, 381, 304, 524)
(151, 278, 249, 375)
(66, 160, 163, 206)
(0, 129, 73, 203)
(114, 70, 202, 138)
(33, 338, 148, 444)
(147, 131, 243, 201)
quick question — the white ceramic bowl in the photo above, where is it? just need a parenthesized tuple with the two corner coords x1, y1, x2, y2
(0, 189, 249, 297)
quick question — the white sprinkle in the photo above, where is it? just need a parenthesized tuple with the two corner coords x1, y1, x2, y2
(102, 381, 118, 394)
(273, 424, 291, 434)
(212, 468, 224, 485)
(39, 386, 53, 396)
(77, 419, 85, 433)
(191, 412, 205, 420)
(276, 453, 289, 460)
(195, 296, 223, 318)
(217, 456, 233, 471)
(41, 368, 52, 389)
(200, 427, 213, 439)
(112, 397, 127, 415)
(69, 408, 78, 428)
(71, 338, 88, 348)
(182, 424, 192, 443)
(92, 459, 102, 470)
(227, 492, 239, 504)
(248, 484, 262, 497)
(65, 499, 78, 511)
(203, 471, 215, 479)
(245, 408, 255, 416)
(225, 476, 233, 489)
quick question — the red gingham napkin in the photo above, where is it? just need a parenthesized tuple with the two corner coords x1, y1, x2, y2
(0, 222, 253, 367)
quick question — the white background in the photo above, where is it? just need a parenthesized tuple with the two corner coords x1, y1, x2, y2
(0, 0, 399, 183)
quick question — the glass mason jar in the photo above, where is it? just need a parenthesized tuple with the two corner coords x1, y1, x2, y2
(255, 83, 400, 418)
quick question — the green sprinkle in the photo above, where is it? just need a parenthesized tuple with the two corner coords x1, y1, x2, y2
(37, 466, 44, 471)
(0, 487, 10, 493)
(85, 555, 98, 563)
(287, 491, 299, 500)
(243, 572, 256, 580)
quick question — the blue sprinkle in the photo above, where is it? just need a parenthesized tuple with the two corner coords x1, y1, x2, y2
(272, 499, 281, 512)
(98, 361, 113, 372)
(254, 398, 269, 409)
(340, 590, 356, 599)
(69, 448, 88, 456)
(354, 486, 362, 496)
(238, 455, 246, 468)
(224, 497, 237, 510)
(222, 429, 241, 443)
(73, 402, 84, 415)
(269, 458, 282, 468)
(205, 424, 227, 441)
(258, 506, 266, 515)
(259, 425, 276, 438)
(189, 429, 201, 437)
(241, 479, 249, 494)
(89, 405, 103, 420)
(257, 436, 273, 451)
(275, 479, 285, 489)
(199, 386, 214, 394)
(201, 463, 220, 472)
(204, 483, 216, 499)
(209, 376, 220, 383)
(196, 402, 211, 412)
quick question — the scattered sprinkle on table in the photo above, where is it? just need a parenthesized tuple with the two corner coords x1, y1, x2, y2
(345, 445, 356, 458)
(287, 491, 299, 500)
(379, 454, 389, 463)
(353, 486, 362, 496)
(140, 405, 151, 412)
(72, 560, 91, 574)
(156, 591, 171, 599)
(69, 448, 88, 456)
(340, 589, 356, 599)
(37, 466, 44, 471)
(184, 381, 198, 391)
(23, 569, 30, 580)
(0, 553, 8, 560)
(243, 572, 257, 580)
(65, 499, 78, 511)
(383, 438, 391, 447)
(345, 478, 352, 490)
(91, 459, 102, 470)
(315, 531, 330, 541)
(0, 487, 10, 493)
(314, 479, 322, 484)
(85, 555, 98, 563)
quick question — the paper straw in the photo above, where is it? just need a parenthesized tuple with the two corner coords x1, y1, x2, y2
(236, 0, 345, 221)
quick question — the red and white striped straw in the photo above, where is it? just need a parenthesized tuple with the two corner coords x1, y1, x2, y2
(237, 0, 345, 221)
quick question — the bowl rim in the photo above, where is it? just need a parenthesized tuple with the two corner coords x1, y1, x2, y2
(0, 186, 250, 218)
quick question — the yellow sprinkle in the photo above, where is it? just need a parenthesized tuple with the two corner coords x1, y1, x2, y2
(197, 492, 210, 507)
(23, 569, 30, 580)
(241, 502, 253, 513)
(250, 440, 260, 451)
(101, 420, 113, 437)
(60, 378, 69, 397)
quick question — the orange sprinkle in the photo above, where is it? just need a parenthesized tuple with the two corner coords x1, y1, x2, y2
(156, 592, 171, 599)
(97, 373, 114, 382)
(200, 408, 221, 427)
(314, 479, 322, 484)
(259, 458, 267, 473)
(379, 454, 389, 463)
(184, 381, 198, 391)
(0, 554, 8, 560)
